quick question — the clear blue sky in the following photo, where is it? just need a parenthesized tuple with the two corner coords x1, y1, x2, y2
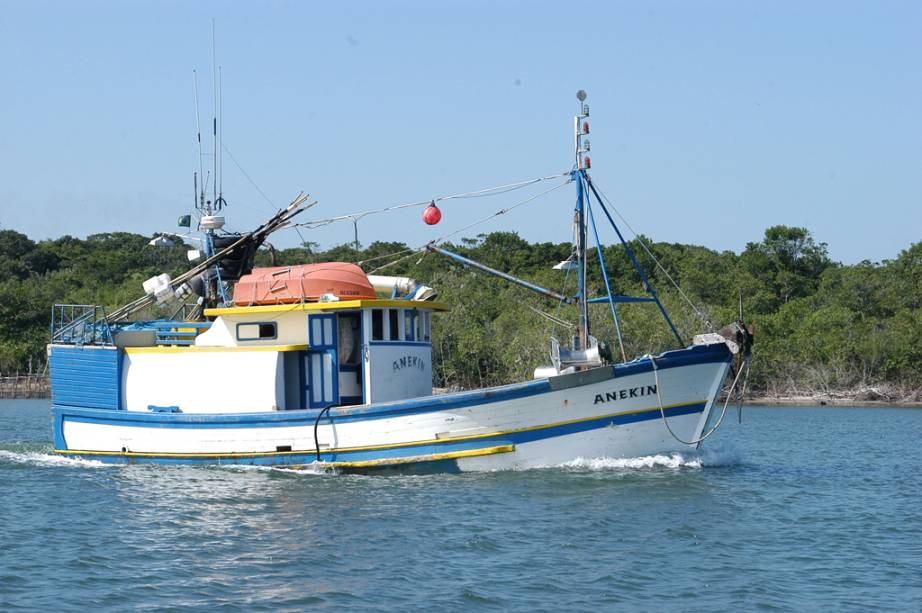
(1, 1, 919, 263)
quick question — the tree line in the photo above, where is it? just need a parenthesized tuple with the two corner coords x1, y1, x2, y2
(1, 226, 919, 395)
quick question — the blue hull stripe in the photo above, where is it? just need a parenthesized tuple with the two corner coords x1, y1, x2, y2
(52, 343, 728, 430)
(56, 402, 706, 466)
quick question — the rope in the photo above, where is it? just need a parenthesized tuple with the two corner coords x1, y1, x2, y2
(649, 353, 747, 446)
(736, 359, 751, 423)
(589, 180, 715, 332)
(314, 404, 335, 462)
(527, 304, 575, 329)
(356, 248, 415, 267)
(293, 171, 570, 230)
(368, 250, 420, 274)
(220, 141, 280, 212)
(427, 179, 572, 246)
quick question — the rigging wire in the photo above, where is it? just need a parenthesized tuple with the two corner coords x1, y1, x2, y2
(426, 178, 572, 246)
(219, 142, 280, 213)
(368, 250, 420, 274)
(528, 304, 575, 329)
(362, 178, 572, 275)
(292, 171, 571, 230)
(588, 179, 715, 331)
(356, 248, 416, 267)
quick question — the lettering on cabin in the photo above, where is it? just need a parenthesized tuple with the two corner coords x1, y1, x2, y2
(593, 385, 657, 405)
(393, 355, 426, 373)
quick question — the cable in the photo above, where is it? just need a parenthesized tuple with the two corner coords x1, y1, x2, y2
(314, 404, 335, 462)
(293, 171, 570, 230)
(356, 248, 416, 267)
(589, 179, 715, 332)
(650, 354, 746, 446)
(427, 179, 572, 246)
(220, 141, 279, 212)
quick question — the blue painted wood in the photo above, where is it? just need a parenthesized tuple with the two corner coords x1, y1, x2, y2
(307, 314, 339, 408)
(50, 345, 121, 410)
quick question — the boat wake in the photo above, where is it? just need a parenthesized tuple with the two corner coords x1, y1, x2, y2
(215, 462, 337, 476)
(0, 449, 110, 469)
(560, 446, 742, 471)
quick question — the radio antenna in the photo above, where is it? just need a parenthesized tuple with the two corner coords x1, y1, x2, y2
(193, 70, 205, 210)
(217, 65, 224, 208)
(212, 19, 218, 210)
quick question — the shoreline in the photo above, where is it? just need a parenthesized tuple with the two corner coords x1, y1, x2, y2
(743, 393, 922, 408)
(2, 380, 920, 408)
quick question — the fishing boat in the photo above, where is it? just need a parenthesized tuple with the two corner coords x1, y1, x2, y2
(49, 92, 752, 471)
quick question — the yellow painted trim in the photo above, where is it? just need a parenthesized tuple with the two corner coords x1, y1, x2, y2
(320, 444, 515, 469)
(204, 299, 449, 317)
(325, 398, 707, 453)
(53, 399, 704, 459)
(123, 344, 309, 354)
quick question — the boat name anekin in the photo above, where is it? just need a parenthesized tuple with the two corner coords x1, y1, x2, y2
(593, 385, 657, 405)
(393, 355, 426, 373)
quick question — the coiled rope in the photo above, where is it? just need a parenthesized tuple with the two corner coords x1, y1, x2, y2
(649, 353, 748, 446)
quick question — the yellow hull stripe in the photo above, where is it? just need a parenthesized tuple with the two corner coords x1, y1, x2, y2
(124, 344, 308, 354)
(53, 399, 704, 459)
(314, 444, 516, 469)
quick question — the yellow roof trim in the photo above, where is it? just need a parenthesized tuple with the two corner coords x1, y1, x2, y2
(204, 299, 449, 317)
(124, 344, 308, 355)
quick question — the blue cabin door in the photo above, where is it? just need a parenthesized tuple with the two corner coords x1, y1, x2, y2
(306, 314, 339, 408)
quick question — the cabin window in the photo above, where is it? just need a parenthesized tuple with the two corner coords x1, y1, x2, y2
(371, 309, 384, 341)
(404, 310, 414, 341)
(389, 309, 401, 340)
(236, 322, 277, 341)
(415, 311, 423, 342)
(423, 312, 431, 341)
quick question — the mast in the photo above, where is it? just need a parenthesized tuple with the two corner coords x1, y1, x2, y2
(574, 90, 591, 350)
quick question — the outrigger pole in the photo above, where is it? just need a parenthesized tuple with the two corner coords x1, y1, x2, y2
(424, 243, 571, 304)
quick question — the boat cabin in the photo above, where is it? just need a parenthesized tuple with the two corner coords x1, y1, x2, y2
(49, 265, 447, 415)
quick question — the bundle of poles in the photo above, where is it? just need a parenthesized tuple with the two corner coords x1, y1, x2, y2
(108, 193, 314, 322)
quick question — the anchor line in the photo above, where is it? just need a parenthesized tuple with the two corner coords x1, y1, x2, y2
(313, 404, 335, 462)
(649, 353, 747, 446)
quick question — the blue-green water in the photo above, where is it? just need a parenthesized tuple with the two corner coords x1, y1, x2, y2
(1, 400, 921, 612)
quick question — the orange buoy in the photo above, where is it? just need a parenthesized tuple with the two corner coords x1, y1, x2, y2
(422, 201, 442, 225)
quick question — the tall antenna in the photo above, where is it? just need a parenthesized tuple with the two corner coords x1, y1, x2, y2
(218, 65, 224, 208)
(212, 19, 218, 210)
(193, 70, 205, 210)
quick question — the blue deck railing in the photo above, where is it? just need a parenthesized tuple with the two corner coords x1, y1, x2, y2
(51, 305, 114, 346)
(51, 305, 212, 347)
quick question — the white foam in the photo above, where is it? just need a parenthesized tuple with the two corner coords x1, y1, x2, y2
(0, 449, 110, 468)
(561, 445, 742, 470)
(215, 461, 336, 476)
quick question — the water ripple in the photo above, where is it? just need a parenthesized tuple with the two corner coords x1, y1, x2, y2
(2, 402, 922, 611)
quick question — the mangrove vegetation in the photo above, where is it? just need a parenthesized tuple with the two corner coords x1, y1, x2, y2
(0, 226, 919, 399)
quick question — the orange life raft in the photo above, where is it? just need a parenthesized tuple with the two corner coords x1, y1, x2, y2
(232, 262, 376, 306)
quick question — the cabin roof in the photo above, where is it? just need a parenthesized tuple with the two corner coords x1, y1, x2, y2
(204, 299, 450, 317)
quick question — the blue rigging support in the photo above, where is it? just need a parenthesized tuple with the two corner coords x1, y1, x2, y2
(584, 179, 626, 361)
(584, 176, 684, 345)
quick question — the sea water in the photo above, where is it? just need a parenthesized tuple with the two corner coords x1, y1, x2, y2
(1, 400, 920, 612)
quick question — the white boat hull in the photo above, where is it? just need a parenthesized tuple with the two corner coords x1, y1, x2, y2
(53, 344, 733, 471)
